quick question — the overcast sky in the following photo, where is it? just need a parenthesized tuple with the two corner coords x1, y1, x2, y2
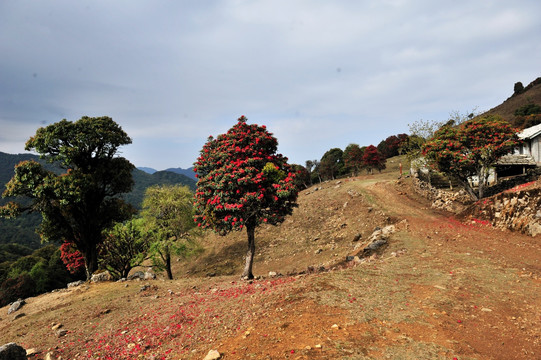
(1, 1, 540, 170)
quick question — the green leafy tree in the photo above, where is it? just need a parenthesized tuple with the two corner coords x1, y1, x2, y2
(422, 115, 520, 200)
(308, 159, 322, 184)
(99, 218, 150, 280)
(319, 148, 344, 180)
(304, 160, 315, 186)
(0, 116, 135, 279)
(343, 143, 364, 176)
(141, 185, 197, 280)
(405, 119, 449, 160)
(193, 116, 299, 279)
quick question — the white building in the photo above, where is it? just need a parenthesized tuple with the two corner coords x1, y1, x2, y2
(517, 122, 541, 164)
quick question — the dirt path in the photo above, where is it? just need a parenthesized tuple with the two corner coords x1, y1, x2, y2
(217, 178, 541, 359)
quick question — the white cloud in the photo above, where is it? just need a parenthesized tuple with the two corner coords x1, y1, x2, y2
(1, 0, 540, 169)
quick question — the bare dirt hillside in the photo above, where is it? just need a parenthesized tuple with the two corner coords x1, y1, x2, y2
(484, 77, 541, 127)
(1, 161, 540, 360)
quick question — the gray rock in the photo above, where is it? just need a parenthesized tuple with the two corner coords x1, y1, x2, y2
(365, 239, 388, 251)
(67, 280, 85, 288)
(91, 271, 111, 283)
(352, 233, 362, 242)
(0, 342, 27, 360)
(56, 329, 68, 337)
(7, 299, 25, 315)
(128, 271, 145, 280)
(143, 271, 156, 280)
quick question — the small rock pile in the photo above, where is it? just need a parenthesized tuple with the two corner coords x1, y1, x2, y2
(347, 224, 397, 263)
(412, 175, 470, 213)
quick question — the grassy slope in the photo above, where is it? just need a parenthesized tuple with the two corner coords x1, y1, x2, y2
(2, 156, 540, 359)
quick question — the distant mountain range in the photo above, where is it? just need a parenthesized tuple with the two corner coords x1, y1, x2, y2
(0, 152, 196, 249)
(138, 166, 197, 181)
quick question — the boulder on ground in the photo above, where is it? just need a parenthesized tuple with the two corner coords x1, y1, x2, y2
(0, 342, 27, 360)
(7, 299, 25, 315)
(91, 271, 111, 283)
(67, 280, 85, 288)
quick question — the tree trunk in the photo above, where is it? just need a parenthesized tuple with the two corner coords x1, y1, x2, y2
(242, 224, 256, 280)
(84, 243, 98, 281)
(457, 177, 479, 201)
(165, 244, 173, 280)
(478, 172, 485, 200)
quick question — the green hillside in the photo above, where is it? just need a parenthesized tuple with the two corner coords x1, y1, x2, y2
(0, 152, 196, 251)
(123, 169, 196, 210)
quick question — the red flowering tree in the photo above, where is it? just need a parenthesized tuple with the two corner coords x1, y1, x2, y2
(193, 116, 299, 279)
(60, 242, 85, 275)
(362, 145, 386, 174)
(343, 143, 364, 176)
(422, 115, 520, 200)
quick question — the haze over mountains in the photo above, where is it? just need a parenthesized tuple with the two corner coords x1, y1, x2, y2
(137, 166, 197, 181)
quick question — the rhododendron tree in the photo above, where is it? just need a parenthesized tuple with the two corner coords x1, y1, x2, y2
(343, 143, 364, 176)
(422, 115, 520, 200)
(362, 145, 386, 174)
(193, 116, 299, 279)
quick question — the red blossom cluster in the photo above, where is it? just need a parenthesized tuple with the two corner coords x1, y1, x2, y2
(193, 116, 298, 233)
(60, 241, 85, 274)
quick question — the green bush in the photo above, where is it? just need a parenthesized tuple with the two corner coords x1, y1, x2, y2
(514, 103, 541, 116)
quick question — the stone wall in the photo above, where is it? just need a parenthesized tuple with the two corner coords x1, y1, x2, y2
(411, 174, 471, 213)
(469, 187, 541, 237)
(413, 173, 541, 237)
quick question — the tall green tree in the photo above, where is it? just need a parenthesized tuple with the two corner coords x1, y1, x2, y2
(0, 116, 135, 279)
(193, 116, 299, 279)
(141, 184, 197, 280)
(422, 115, 520, 200)
(319, 148, 344, 180)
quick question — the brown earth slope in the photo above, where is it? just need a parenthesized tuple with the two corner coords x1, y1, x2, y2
(1, 163, 540, 359)
(484, 77, 541, 128)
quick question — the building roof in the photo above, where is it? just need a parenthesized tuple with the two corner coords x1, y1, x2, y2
(495, 154, 537, 166)
(519, 123, 541, 140)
